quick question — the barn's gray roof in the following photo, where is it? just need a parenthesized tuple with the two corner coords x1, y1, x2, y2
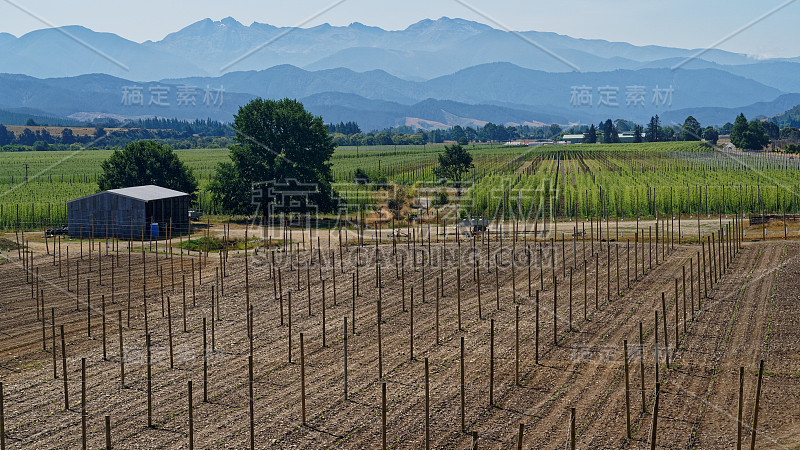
(68, 185, 190, 203)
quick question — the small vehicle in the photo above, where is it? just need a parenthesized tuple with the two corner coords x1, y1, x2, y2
(189, 210, 203, 221)
(45, 227, 68, 237)
(459, 218, 489, 232)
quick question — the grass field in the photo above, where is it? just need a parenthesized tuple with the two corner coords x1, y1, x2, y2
(0, 143, 522, 228)
(2, 142, 800, 230)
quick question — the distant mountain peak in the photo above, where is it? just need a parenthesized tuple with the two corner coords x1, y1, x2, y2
(404, 16, 492, 32)
(348, 22, 380, 30)
(219, 16, 242, 26)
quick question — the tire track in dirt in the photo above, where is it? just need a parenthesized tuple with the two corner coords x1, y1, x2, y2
(617, 243, 767, 448)
(426, 246, 688, 448)
(532, 248, 696, 448)
(690, 243, 785, 448)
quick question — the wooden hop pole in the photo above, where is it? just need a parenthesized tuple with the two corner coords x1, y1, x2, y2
(515, 305, 520, 385)
(105, 415, 111, 450)
(623, 340, 631, 439)
(81, 358, 87, 450)
(300, 333, 306, 425)
(489, 319, 495, 407)
(425, 357, 430, 450)
(737, 366, 744, 450)
(188, 381, 194, 450)
(118, 311, 124, 387)
(750, 360, 764, 450)
(61, 325, 68, 410)
(381, 382, 387, 450)
(249, 355, 254, 450)
(0, 382, 5, 450)
(570, 407, 576, 450)
(460, 336, 466, 432)
(146, 334, 152, 427)
(649, 383, 660, 450)
(343, 317, 348, 400)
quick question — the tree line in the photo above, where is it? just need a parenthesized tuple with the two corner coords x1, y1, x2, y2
(325, 112, 799, 151)
(328, 123, 567, 147)
(0, 124, 232, 151)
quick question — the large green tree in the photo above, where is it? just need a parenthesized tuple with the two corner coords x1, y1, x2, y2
(780, 127, 800, 140)
(730, 113, 749, 147)
(730, 114, 770, 150)
(603, 119, 620, 143)
(583, 124, 597, 143)
(646, 115, 661, 142)
(742, 120, 771, 150)
(209, 98, 337, 214)
(433, 144, 474, 196)
(633, 125, 644, 143)
(548, 124, 562, 139)
(0, 124, 12, 146)
(60, 128, 75, 145)
(681, 116, 702, 141)
(763, 121, 780, 140)
(703, 126, 719, 145)
(97, 140, 197, 196)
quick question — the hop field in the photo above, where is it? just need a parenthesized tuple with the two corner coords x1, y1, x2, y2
(1, 142, 799, 229)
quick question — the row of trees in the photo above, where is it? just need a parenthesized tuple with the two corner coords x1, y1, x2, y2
(325, 112, 793, 151)
(326, 116, 731, 147)
(643, 115, 719, 143)
(0, 124, 232, 151)
(327, 121, 362, 135)
(330, 131, 428, 147)
(327, 122, 565, 147)
(124, 118, 233, 137)
(578, 116, 718, 144)
(577, 114, 779, 149)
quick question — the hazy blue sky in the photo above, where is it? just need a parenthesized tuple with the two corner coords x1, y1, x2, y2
(1, 0, 798, 58)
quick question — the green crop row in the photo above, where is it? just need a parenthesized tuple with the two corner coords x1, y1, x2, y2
(3, 142, 800, 229)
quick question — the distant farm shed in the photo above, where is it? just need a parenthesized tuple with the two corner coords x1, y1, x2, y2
(67, 185, 190, 239)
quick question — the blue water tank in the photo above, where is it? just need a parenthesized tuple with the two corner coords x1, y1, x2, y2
(151, 223, 159, 238)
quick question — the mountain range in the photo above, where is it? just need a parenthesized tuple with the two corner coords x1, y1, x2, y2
(0, 17, 799, 130)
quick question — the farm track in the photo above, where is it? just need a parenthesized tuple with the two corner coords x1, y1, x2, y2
(760, 242, 800, 448)
(0, 232, 798, 448)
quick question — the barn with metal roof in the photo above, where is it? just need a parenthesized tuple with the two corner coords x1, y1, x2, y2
(66, 185, 191, 239)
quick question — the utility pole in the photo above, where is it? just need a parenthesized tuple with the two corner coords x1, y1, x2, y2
(23, 163, 29, 183)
